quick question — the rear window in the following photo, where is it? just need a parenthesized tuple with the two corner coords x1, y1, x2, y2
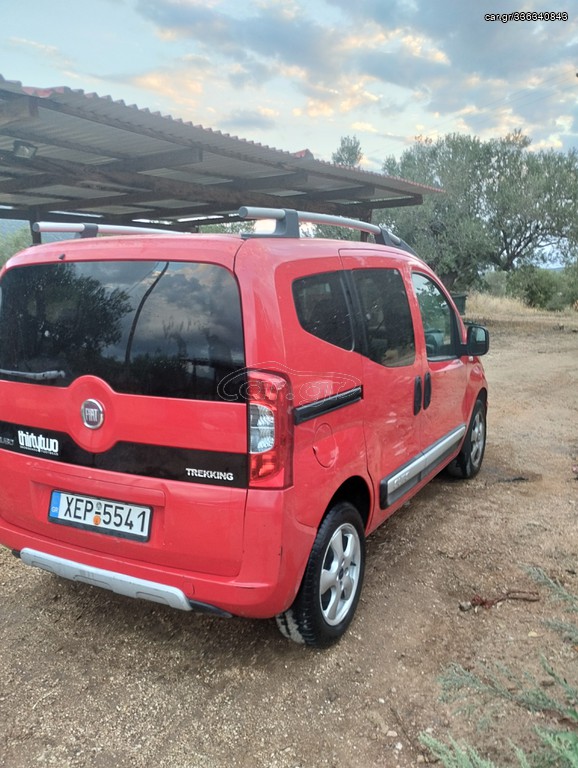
(292, 272, 354, 351)
(0, 260, 245, 401)
(352, 268, 415, 367)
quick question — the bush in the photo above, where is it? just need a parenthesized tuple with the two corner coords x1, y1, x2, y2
(560, 261, 578, 309)
(507, 266, 563, 309)
(0, 227, 31, 267)
(481, 270, 508, 297)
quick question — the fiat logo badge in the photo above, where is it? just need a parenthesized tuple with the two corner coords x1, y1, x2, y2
(81, 399, 105, 430)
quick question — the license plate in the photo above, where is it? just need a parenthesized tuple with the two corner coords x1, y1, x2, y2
(49, 491, 152, 541)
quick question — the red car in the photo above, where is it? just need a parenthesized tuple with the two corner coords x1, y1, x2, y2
(0, 207, 489, 647)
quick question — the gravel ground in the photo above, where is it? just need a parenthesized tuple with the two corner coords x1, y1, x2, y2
(1, 310, 577, 767)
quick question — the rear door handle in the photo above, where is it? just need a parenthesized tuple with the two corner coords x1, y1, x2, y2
(424, 371, 432, 410)
(413, 376, 422, 415)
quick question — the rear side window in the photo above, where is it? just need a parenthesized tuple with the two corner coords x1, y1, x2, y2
(352, 268, 415, 367)
(292, 272, 354, 351)
(0, 260, 245, 401)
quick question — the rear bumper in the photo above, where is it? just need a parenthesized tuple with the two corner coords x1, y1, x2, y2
(20, 548, 218, 612)
(0, 493, 316, 619)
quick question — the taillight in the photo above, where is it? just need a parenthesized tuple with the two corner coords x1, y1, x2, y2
(247, 370, 293, 488)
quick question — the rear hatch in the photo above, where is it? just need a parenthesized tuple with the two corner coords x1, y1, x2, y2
(0, 235, 249, 577)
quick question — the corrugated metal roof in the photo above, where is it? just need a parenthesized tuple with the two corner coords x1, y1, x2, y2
(0, 75, 440, 229)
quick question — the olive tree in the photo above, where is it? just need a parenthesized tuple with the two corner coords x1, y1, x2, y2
(482, 132, 578, 271)
(382, 134, 496, 290)
(381, 132, 578, 290)
(332, 135, 363, 167)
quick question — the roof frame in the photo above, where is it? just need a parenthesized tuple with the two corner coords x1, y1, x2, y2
(0, 76, 440, 229)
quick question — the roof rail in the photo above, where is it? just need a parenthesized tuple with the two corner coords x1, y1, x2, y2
(237, 206, 415, 253)
(32, 222, 181, 238)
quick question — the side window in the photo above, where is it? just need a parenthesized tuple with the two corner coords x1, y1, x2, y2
(352, 268, 415, 368)
(292, 272, 354, 351)
(411, 273, 458, 359)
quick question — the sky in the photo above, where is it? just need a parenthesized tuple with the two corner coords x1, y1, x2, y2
(2, 0, 578, 172)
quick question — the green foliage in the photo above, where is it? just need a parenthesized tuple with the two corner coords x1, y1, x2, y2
(481, 132, 578, 271)
(332, 135, 363, 167)
(312, 224, 360, 241)
(537, 731, 578, 767)
(559, 259, 578, 308)
(0, 227, 31, 266)
(381, 132, 578, 291)
(420, 568, 578, 767)
(506, 266, 563, 309)
(419, 734, 511, 767)
(481, 270, 508, 297)
(501, 260, 578, 312)
(312, 137, 366, 240)
(381, 134, 499, 290)
(199, 221, 253, 234)
(439, 657, 578, 725)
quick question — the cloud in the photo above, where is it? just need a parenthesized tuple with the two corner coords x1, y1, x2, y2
(8, 37, 73, 71)
(356, 47, 449, 92)
(131, 0, 578, 153)
(319, 0, 578, 144)
(218, 108, 278, 132)
(352, 122, 379, 134)
(136, 0, 374, 127)
(138, 0, 350, 87)
(131, 69, 204, 107)
(228, 61, 273, 89)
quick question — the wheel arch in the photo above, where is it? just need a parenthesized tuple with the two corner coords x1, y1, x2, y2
(325, 475, 372, 531)
(476, 387, 488, 407)
(464, 385, 487, 428)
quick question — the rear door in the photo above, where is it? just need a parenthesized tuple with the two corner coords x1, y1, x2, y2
(340, 251, 423, 528)
(0, 238, 249, 577)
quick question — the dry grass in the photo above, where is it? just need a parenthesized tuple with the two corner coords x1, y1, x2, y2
(465, 291, 578, 329)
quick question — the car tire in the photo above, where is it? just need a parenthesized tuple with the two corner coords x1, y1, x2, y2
(447, 398, 486, 479)
(276, 501, 365, 648)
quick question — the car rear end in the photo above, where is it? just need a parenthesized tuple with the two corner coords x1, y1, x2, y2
(0, 233, 309, 618)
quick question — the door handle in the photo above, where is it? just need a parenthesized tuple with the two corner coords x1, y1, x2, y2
(413, 376, 422, 415)
(424, 372, 432, 410)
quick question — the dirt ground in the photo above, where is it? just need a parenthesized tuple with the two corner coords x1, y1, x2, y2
(1, 305, 577, 768)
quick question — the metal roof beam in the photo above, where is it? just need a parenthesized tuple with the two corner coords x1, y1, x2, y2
(334, 195, 424, 214)
(303, 185, 377, 202)
(0, 153, 283, 205)
(0, 152, 347, 214)
(0, 94, 38, 127)
(32, 96, 296, 172)
(222, 171, 309, 191)
(108, 147, 204, 172)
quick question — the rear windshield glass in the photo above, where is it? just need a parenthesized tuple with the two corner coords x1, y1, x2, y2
(0, 260, 245, 401)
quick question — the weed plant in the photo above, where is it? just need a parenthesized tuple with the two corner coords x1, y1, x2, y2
(420, 568, 578, 766)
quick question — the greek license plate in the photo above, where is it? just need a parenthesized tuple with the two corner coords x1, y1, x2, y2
(49, 491, 151, 541)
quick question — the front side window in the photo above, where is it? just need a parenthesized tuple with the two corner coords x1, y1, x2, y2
(0, 260, 245, 400)
(292, 272, 354, 351)
(352, 268, 415, 368)
(411, 273, 457, 359)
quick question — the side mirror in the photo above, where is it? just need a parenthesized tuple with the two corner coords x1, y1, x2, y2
(465, 324, 490, 357)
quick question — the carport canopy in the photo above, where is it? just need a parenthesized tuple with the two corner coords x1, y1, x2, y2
(0, 75, 439, 234)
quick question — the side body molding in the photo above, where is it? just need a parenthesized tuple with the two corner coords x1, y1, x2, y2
(380, 425, 467, 508)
